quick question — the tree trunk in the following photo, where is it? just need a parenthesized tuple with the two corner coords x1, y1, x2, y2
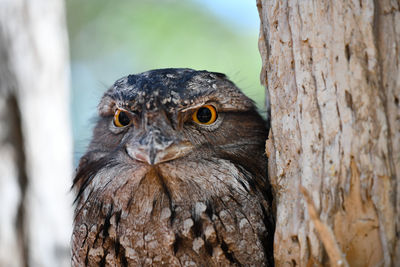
(257, 0, 400, 266)
(0, 0, 73, 266)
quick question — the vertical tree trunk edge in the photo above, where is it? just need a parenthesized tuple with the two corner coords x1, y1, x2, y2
(257, 0, 400, 266)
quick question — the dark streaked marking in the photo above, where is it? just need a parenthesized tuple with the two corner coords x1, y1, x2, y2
(220, 240, 241, 266)
(150, 198, 158, 218)
(115, 210, 122, 226)
(192, 214, 203, 238)
(204, 240, 213, 256)
(205, 201, 214, 220)
(170, 205, 176, 226)
(84, 248, 89, 266)
(80, 223, 89, 248)
(173, 234, 182, 255)
(99, 249, 108, 267)
(238, 180, 249, 192)
(102, 204, 114, 240)
(260, 204, 275, 266)
(345, 44, 350, 61)
(115, 240, 128, 267)
(93, 225, 103, 248)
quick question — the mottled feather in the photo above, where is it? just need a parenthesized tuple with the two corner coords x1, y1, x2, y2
(72, 68, 274, 266)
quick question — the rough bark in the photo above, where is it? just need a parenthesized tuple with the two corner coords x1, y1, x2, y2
(0, 0, 73, 266)
(257, 0, 400, 266)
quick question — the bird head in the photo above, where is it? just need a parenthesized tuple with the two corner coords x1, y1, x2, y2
(88, 68, 267, 168)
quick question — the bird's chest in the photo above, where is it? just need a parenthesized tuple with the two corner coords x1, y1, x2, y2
(77, 199, 223, 266)
(73, 164, 269, 266)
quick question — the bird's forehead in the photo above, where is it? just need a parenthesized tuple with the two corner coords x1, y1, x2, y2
(110, 69, 222, 111)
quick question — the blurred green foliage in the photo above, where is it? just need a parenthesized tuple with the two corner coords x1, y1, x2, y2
(66, 0, 264, 163)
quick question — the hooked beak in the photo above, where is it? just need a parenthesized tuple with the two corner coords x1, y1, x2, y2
(125, 136, 193, 165)
(125, 109, 192, 165)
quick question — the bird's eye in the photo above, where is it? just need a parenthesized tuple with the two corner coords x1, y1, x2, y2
(192, 105, 218, 125)
(114, 109, 132, 127)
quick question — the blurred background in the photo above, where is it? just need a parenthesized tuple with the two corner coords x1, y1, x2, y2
(67, 0, 264, 165)
(0, 0, 262, 266)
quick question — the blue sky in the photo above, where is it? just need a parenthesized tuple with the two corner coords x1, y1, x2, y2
(194, 0, 260, 31)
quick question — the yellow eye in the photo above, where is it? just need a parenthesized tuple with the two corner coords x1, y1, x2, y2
(114, 109, 132, 127)
(192, 105, 218, 125)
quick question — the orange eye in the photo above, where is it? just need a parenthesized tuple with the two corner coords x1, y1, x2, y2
(192, 105, 218, 125)
(113, 109, 131, 127)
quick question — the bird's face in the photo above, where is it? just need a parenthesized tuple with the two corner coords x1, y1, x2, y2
(113, 102, 194, 165)
(87, 68, 267, 171)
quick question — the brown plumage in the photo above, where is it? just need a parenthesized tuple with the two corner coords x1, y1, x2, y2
(71, 68, 274, 266)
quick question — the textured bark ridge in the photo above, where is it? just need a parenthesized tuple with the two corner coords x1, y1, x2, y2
(258, 0, 400, 266)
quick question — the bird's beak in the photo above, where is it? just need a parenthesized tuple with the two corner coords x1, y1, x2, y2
(125, 130, 193, 165)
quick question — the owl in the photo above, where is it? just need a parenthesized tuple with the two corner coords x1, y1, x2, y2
(71, 68, 274, 266)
